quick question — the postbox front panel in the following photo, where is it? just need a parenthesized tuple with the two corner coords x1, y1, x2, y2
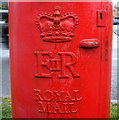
(9, 2, 112, 118)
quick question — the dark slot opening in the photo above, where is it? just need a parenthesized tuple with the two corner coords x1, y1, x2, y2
(100, 13, 103, 19)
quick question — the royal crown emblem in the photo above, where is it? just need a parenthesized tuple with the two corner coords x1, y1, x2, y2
(36, 7, 79, 43)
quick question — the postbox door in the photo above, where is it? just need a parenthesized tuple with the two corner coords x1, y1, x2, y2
(9, 1, 112, 118)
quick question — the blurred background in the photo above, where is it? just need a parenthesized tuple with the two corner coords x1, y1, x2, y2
(0, 0, 118, 104)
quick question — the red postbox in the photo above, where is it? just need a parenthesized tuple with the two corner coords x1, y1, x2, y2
(9, 0, 112, 118)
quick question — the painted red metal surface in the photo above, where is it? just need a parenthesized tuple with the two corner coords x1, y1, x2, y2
(9, 1, 112, 118)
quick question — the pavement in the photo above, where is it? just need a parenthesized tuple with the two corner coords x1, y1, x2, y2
(111, 25, 118, 101)
(0, 42, 10, 97)
(0, 27, 118, 101)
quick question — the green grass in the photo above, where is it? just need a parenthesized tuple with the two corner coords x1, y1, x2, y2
(0, 97, 12, 118)
(110, 103, 119, 118)
(0, 97, 119, 118)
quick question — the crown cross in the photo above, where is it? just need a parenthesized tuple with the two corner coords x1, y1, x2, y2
(36, 7, 79, 43)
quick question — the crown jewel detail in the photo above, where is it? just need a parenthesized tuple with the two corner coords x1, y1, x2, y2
(36, 7, 79, 43)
